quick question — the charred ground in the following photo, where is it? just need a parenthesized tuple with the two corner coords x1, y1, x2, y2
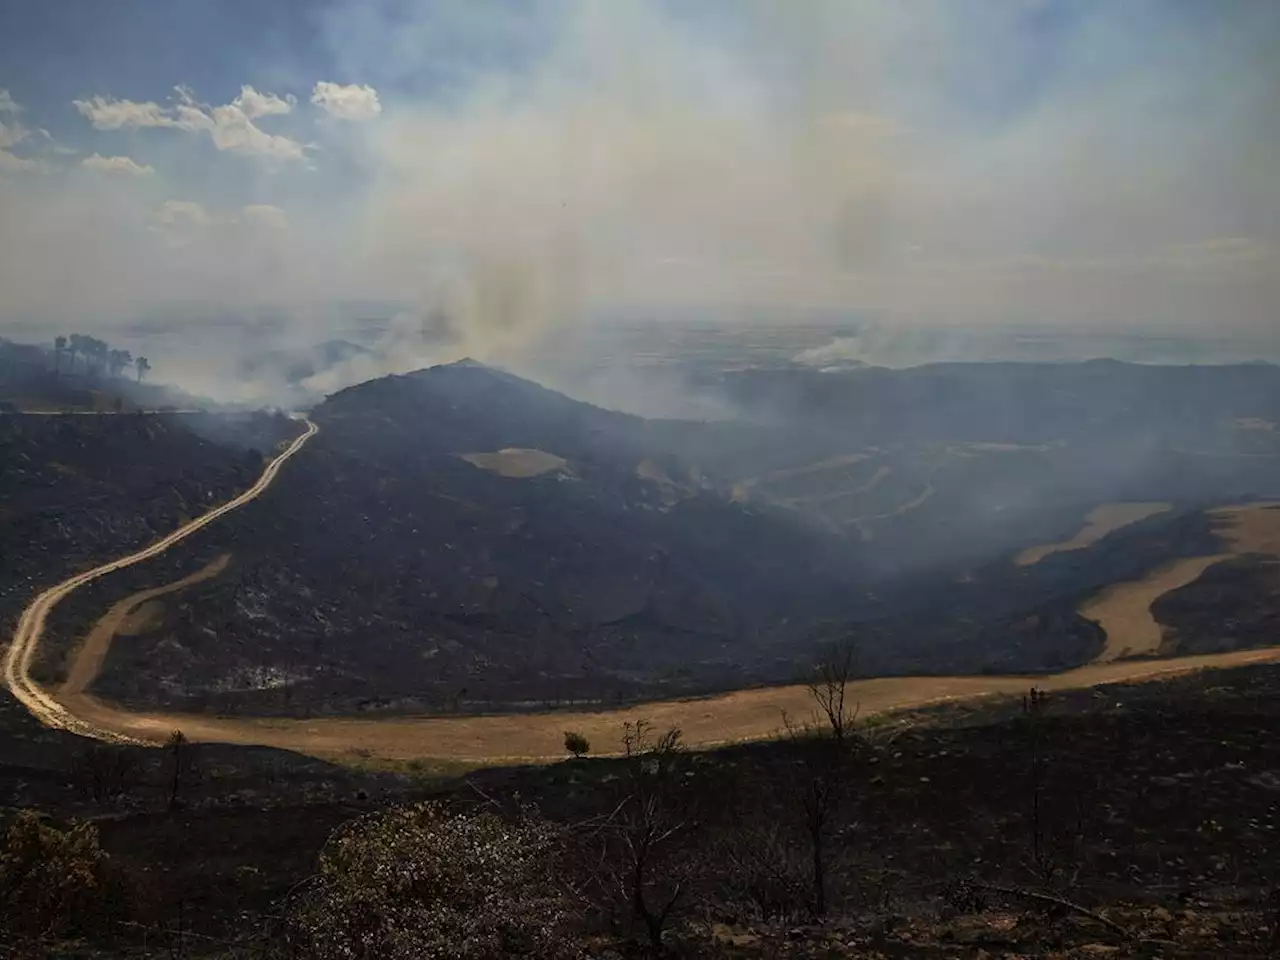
(3, 661, 1280, 957)
(0, 411, 298, 642)
(25, 359, 1280, 716)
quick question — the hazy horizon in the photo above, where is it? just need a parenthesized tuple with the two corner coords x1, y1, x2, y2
(1, 0, 1277, 395)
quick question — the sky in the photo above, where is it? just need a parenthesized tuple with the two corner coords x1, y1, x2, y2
(0, 0, 1277, 354)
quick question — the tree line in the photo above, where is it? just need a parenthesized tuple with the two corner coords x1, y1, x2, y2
(53, 334, 151, 383)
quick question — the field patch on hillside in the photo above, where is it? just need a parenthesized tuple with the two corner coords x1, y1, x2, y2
(1078, 502, 1280, 661)
(459, 448, 569, 478)
(1017, 502, 1173, 566)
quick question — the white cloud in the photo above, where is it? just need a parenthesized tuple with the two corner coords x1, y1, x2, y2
(0, 92, 54, 174)
(311, 81, 382, 121)
(206, 104, 306, 161)
(80, 153, 155, 176)
(232, 85, 296, 120)
(153, 200, 210, 227)
(73, 86, 306, 162)
(0, 150, 46, 174)
(0, 90, 29, 151)
(0, 120, 27, 150)
(73, 95, 179, 130)
(3, 3, 1278, 345)
(37, 129, 78, 155)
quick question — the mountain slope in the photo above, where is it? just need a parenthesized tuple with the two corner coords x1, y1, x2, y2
(0, 411, 297, 638)
(78, 360, 1279, 716)
(91, 363, 866, 712)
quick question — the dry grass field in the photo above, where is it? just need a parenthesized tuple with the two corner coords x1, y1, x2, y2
(57, 647, 1280, 767)
(458, 448, 570, 478)
(1016, 501, 1172, 566)
(1079, 502, 1280, 660)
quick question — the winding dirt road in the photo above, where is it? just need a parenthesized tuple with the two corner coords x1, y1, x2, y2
(60, 553, 231, 697)
(48, 647, 1280, 765)
(6, 420, 1280, 765)
(1, 419, 318, 744)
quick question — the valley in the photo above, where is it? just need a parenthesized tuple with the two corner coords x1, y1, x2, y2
(13, 503, 1280, 763)
(4, 6, 1278, 952)
(43, 357, 1278, 722)
(6, 360, 1280, 768)
(6, 355, 1280, 960)
(37, 639, 1280, 765)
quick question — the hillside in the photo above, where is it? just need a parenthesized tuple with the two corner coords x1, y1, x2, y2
(0, 335, 218, 413)
(0, 412, 299, 640)
(4, 659, 1280, 958)
(76, 362, 871, 713)
(700, 360, 1280, 571)
(52, 359, 1280, 721)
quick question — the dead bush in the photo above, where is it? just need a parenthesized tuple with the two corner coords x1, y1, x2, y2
(287, 802, 582, 959)
(0, 810, 130, 944)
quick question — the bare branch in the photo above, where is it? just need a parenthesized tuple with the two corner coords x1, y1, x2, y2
(976, 882, 1129, 941)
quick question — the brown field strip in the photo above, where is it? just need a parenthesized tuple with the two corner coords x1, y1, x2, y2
(58, 646, 1280, 767)
(61, 554, 231, 696)
(1017, 502, 1172, 566)
(1078, 502, 1280, 661)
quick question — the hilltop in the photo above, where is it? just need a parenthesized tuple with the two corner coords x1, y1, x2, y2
(76, 360, 867, 714)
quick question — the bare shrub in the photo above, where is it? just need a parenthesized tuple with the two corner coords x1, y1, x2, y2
(577, 720, 697, 956)
(0, 811, 129, 944)
(166, 729, 200, 810)
(68, 744, 141, 805)
(287, 802, 582, 959)
(710, 819, 811, 923)
(784, 640, 863, 918)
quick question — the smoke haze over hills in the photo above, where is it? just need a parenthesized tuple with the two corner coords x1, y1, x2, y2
(0, 0, 1277, 399)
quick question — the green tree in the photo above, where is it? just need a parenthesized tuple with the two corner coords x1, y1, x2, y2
(563, 730, 590, 759)
(135, 355, 151, 383)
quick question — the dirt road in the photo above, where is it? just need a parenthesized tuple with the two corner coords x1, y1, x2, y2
(1, 419, 317, 744)
(60, 554, 231, 696)
(8, 425, 1280, 765)
(53, 647, 1280, 765)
